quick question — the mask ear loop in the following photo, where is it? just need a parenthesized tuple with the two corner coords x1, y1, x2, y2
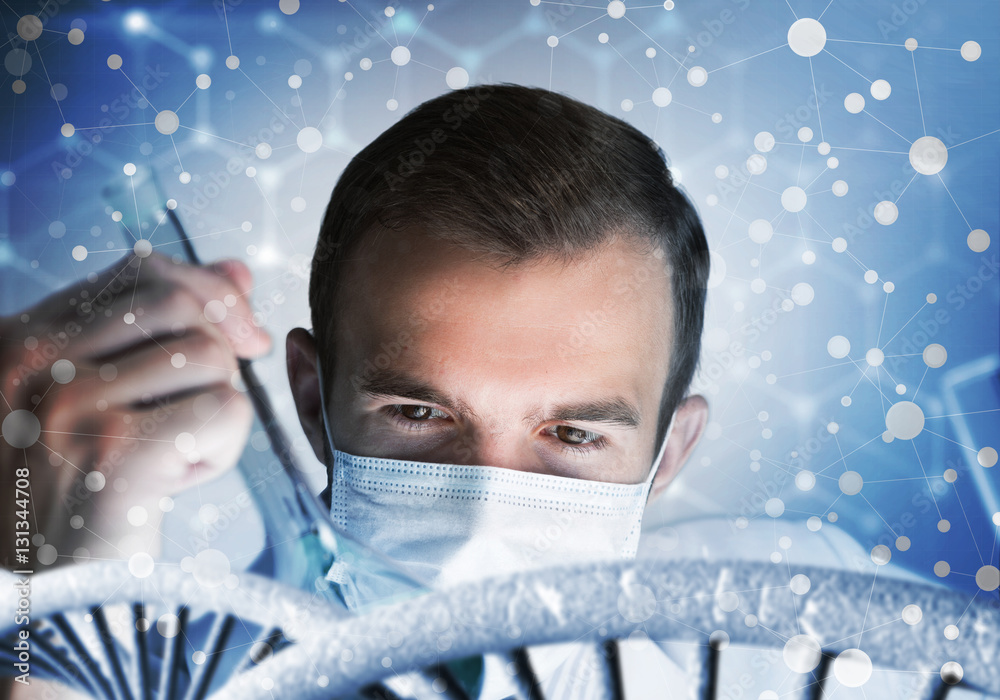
(314, 357, 338, 457)
(645, 417, 676, 486)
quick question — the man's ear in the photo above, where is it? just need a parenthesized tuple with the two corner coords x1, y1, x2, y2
(286, 327, 328, 464)
(649, 394, 708, 502)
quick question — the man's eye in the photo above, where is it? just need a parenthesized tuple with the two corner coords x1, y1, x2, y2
(553, 425, 601, 446)
(394, 404, 446, 421)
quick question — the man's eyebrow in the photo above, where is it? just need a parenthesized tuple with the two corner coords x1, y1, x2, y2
(354, 369, 467, 414)
(544, 398, 641, 429)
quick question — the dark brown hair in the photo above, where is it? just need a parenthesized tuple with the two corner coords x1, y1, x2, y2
(310, 83, 708, 449)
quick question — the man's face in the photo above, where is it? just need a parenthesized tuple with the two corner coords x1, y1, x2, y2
(321, 228, 674, 485)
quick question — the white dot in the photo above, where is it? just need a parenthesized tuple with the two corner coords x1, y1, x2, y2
(111, 211, 123, 223)
(86, 471, 106, 491)
(598, 32, 609, 43)
(245, 166, 256, 178)
(127, 506, 148, 527)
(976, 565, 999, 591)
(832, 237, 847, 253)
(750, 278, 766, 294)
(621, 99, 633, 112)
(941, 661, 964, 685)
(687, 66, 708, 87)
(978, 447, 997, 468)
(715, 165, 729, 179)
(909, 136, 948, 175)
(961, 40, 981, 61)
(935, 560, 951, 577)
(781, 186, 807, 212)
(546, 35, 559, 48)
(839, 471, 864, 496)
(796, 471, 816, 491)
(747, 154, 767, 175)
(884, 281, 895, 293)
(864, 269, 879, 284)
(967, 229, 990, 252)
(754, 131, 775, 152)
(923, 343, 947, 368)
(107, 54, 123, 70)
(175, 432, 196, 453)
(171, 353, 186, 369)
(446, 67, 469, 89)
(791, 282, 814, 306)
(255, 143, 272, 159)
(240, 221, 252, 232)
(157, 614, 180, 638)
(807, 516, 822, 531)
(874, 200, 898, 225)
(832, 180, 849, 197)
(827, 156, 839, 169)
(51, 359, 76, 384)
(60, 123, 75, 138)
(133, 239, 153, 258)
(128, 552, 154, 578)
(905, 38, 918, 51)
(154, 110, 179, 135)
(844, 92, 865, 114)
(204, 299, 227, 323)
(360, 57, 372, 70)
(787, 18, 826, 57)
(196, 73, 211, 89)
(797, 127, 813, 142)
(871, 544, 891, 565)
(716, 591, 739, 612)
(193, 548, 232, 588)
(790, 574, 811, 595)
(828, 335, 851, 359)
(288, 74, 302, 89)
(652, 87, 672, 107)
(802, 250, 816, 264)
(645, 47, 656, 58)
(386, 98, 398, 111)
(817, 141, 831, 155)
(765, 498, 785, 518)
(944, 624, 960, 640)
(297, 126, 322, 153)
(226, 55, 240, 70)
(827, 421, 839, 435)
(841, 396, 852, 406)
(607, 1, 626, 19)
(72, 245, 88, 261)
(279, 0, 299, 14)
(68, 28, 85, 45)
(866, 347, 884, 366)
(199, 504, 219, 524)
(896, 536, 911, 551)
(834, 649, 872, 687)
(179, 171, 191, 184)
(391, 45, 411, 65)
(748, 219, 773, 244)
(870, 79, 891, 100)
(902, 604, 922, 625)
(886, 401, 925, 440)
(896, 383, 906, 395)
(123, 162, 137, 176)
(2, 409, 42, 448)
(783, 635, 821, 673)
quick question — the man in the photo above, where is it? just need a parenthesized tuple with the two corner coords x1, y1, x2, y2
(1, 84, 709, 697)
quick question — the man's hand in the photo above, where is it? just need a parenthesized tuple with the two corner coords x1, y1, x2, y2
(0, 252, 271, 569)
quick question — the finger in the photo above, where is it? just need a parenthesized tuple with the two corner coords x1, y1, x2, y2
(145, 254, 272, 359)
(72, 383, 252, 497)
(49, 329, 240, 409)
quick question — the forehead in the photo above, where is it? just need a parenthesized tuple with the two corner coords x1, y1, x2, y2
(331, 228, 673, 405)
